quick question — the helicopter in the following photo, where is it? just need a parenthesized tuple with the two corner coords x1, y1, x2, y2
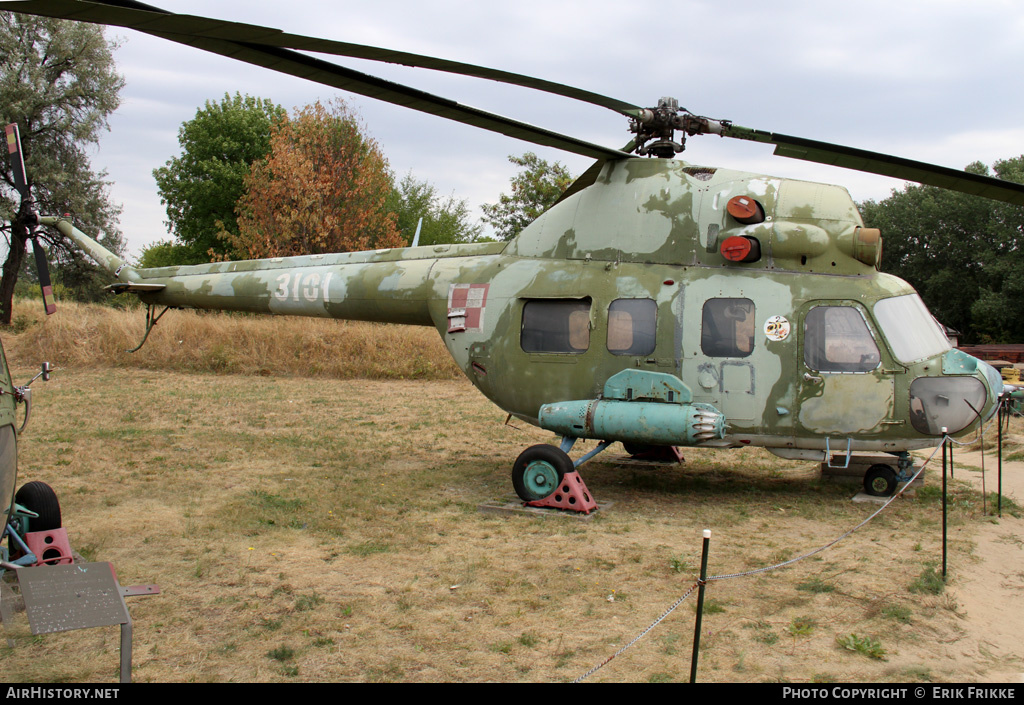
(3, 0, 1024, 510)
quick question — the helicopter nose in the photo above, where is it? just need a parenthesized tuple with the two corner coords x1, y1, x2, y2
(909, 352, 999, 435)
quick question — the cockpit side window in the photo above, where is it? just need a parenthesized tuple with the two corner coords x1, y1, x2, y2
(701, 298, 755, 358)
(873, 294, 951, 363)
(804, 305, 880, 372)
(521, 299, 591, 353)
(608, 298, 657, 355)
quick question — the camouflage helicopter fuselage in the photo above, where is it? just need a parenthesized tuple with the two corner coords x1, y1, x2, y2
(0, 341, 18, 528)
(53, 158, 1002, 462)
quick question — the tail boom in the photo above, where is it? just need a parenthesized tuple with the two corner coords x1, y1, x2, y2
(44, 215, 505, 327)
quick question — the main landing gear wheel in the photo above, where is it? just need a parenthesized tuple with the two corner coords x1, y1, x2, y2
(15, 480, 62, 531)
(512, 444, 573, 501)
(864, 465, 898, 497)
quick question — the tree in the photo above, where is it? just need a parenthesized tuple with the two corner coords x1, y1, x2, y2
(136, 239, 186, 269)
(481, 152, 574, 241)
(0, 12, 125, 324)
(387, 171, 483, 246)
(152, 92, 285, 264)
(220, 100, 403, 259)
(967, 156, 1024, 341)
(860, 157, 1024, 342)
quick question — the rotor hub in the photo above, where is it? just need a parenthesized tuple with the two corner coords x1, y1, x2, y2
(630, 97, 728, 158)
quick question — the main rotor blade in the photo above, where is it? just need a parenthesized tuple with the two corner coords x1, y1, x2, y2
(723, 124, 1024, 207)
(18, 0, 642, 117)
(0, 0, 632, 162)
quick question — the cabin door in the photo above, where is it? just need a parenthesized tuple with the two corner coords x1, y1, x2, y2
(795, 301, 895, 438)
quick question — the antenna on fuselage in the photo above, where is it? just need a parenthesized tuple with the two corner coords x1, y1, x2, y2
(410, 217, 423, 248)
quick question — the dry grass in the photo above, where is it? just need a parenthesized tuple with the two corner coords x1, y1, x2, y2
(0, 354, 1008, 683)
(5, 299, 460, 381)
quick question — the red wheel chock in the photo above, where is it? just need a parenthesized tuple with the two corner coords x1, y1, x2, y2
(525, 471, 598, 514)
(23, 527, 75, 566)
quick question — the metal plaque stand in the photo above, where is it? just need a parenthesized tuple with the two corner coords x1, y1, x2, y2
(1, 562, 158, 683)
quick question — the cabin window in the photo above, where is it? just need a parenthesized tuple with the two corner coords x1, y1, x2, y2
(701, 298, 755, 357)
(804, 305, 880, 372)
(521, 299, 591, 353)
(608, 299, 657, 355)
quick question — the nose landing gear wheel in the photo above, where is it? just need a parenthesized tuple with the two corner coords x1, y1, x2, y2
(512, 444, 573, 501)
(864, 465, 898, 497)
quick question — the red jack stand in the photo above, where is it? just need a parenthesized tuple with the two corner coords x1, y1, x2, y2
(526, 471, 598, 514)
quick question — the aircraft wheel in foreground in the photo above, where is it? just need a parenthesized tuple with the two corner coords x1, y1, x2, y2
(512, 444, 573, 501)
(15, 480, 62, 531)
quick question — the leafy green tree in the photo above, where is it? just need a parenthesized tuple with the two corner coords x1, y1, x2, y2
(387, 171, 483, 246)
(968, 156, 1024, 341)
(0, 12, 125, 324)
(481, 152, 573, 241)
(220, 100, 403, 259)
(137, 239, 187, 269)
(152, 92, 285, 264)
(860, 157, 1024, 342)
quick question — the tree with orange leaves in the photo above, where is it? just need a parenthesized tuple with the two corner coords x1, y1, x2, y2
(219, 99, 403, 259)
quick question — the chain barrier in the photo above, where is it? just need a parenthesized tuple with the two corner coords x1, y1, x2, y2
(574, 435, 950, 682)
(573, 582, 699, 683)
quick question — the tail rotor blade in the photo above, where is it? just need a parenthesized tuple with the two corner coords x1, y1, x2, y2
(31, 238, 57, 316)
(5, 123, 30, 201)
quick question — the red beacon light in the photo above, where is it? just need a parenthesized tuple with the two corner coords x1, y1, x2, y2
(726, 195, 765, 225)
(721, 235, 761, 263)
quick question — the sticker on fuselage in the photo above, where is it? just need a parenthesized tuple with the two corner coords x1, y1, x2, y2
(764, 315, 791, 342)
(448, 284, 489, 333)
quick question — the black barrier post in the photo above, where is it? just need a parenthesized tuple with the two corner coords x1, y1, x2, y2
(942, 428, 948, 580)
(998, 398, 1004, 518)
(690, 529, 711, 684)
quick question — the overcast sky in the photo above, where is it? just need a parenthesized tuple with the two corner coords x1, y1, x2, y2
(64, 0, 1024, 258)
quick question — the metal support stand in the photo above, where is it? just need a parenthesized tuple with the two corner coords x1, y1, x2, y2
(1, 562, 159, 683)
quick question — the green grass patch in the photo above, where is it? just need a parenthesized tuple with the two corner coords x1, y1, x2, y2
(836, 633, 886, 660)
(796, 576, 835, 594)
(788, 616, 817, 637)
(909, 565, 945, 595)
(266, 645, 295, 662)
(348, 540, 393, 556)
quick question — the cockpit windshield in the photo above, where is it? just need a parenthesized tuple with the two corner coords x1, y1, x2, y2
(873, 294, 951, 364)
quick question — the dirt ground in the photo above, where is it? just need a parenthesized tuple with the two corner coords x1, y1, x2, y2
(3, 369, 1024, 683)
(934, 447, 1024, 683)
